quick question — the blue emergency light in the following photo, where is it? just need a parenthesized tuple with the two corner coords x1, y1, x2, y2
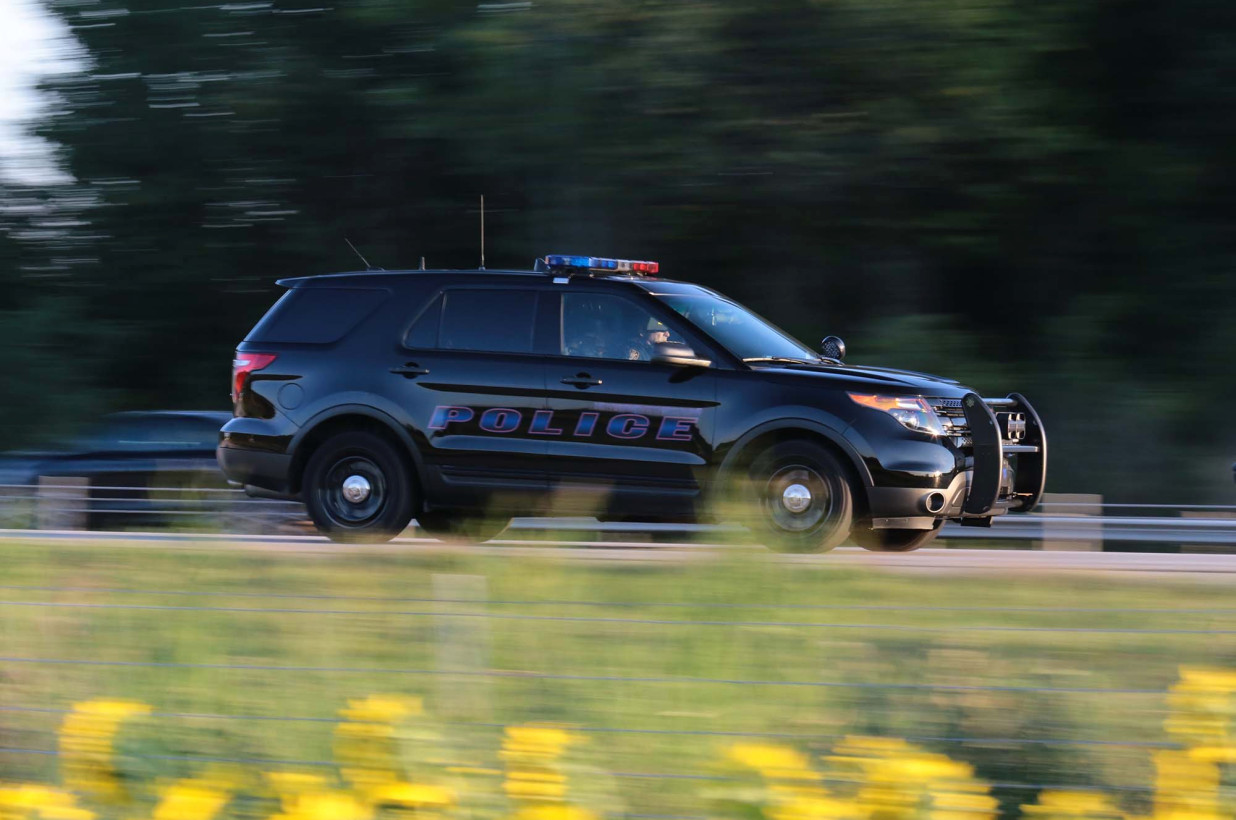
(543, 254, 660, 275)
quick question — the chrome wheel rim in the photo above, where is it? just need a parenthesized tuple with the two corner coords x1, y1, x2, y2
(764, 465, 831, 532)
(341, 475, 372, 503)
(319, 456, 386, 527)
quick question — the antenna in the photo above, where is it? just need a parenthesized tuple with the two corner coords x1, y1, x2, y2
(344, 238, 374, 271)
(420, 256, 426, 270)
(478, 194, 487, 270)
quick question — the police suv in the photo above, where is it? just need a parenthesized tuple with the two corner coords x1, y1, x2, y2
(218, 255, 1046, 551)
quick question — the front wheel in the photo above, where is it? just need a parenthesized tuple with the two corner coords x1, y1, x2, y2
(744, 440, 854, 553)
(416, 509, 511, 544)
(303, 431, 416, 543)
(851, 520, 943, 552)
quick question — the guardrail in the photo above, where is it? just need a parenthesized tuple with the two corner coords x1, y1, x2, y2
(3, 483, 1236, 550)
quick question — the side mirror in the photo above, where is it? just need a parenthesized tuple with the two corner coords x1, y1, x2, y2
(820, 335, 846, 361)
(651, 342, 711, 368)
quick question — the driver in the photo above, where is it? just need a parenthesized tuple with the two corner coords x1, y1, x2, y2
(628, 317, 671, 361)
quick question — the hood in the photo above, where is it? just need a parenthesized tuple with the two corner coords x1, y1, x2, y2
(748, 360, 972, 397)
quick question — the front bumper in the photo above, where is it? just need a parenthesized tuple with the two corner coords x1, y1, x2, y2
(863, 392, 1046, 530)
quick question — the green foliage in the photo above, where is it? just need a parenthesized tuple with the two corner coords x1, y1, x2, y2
(4, 543, 1236, 816)
(7, 0, 1236, 498)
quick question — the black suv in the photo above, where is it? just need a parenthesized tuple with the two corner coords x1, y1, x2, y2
(218, 255, 1046, 551)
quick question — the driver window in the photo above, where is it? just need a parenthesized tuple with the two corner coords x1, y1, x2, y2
(562, 293, 682, 362)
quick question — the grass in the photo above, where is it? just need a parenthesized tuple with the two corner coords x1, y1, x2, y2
(1, 539, 1235, 818)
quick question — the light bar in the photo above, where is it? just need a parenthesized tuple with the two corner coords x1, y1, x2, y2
(543, 254, 659, 275)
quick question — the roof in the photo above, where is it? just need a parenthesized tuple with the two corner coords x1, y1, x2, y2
(276, 268, 676, 288)
(277, 269, 541, 287)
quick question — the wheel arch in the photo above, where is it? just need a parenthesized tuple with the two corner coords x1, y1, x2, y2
(288, 405, 424, 496)
(717, 420, 873, 512)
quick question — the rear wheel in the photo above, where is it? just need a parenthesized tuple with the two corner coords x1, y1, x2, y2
(851, 520, 943, 552)
(744, 440, 854, 553)
(303, 431, 416, 543)
(416, 509, 511, 544)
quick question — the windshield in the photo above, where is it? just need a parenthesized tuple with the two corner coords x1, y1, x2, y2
(654, 290, 820, 362)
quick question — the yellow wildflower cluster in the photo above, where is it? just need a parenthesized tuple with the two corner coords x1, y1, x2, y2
(264, 772, 453, 820)
(500, 726, 597, 820)
(6, 666, 1230, 820)
(1021, 790, 1127, 820)
(1165, 669, 1236, 759)
(724, 736, 997, 820)
(57, 699, 150, 805)
(149, 771, 241, 820)
(334, 695, 424, 792)
(726, 743, 846, 820)
(827, 736, 999, 820)
(331, 696, 458, 818)
(0, 785, 93, 820)
(1154, 667, 1236, 820)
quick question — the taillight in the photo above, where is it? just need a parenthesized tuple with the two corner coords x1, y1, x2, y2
(232, 352, 277, 402)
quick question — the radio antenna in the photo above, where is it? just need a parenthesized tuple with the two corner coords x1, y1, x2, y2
(479, 194, 486, 270)
(344, 238, 374, 271)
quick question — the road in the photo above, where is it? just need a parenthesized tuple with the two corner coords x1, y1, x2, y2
(3, 527, 1235, 578)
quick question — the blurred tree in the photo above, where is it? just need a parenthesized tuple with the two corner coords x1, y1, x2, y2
(15, 0, 1236, 499)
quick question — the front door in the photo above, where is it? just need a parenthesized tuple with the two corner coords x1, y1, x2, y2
(540, 290, 718, 518)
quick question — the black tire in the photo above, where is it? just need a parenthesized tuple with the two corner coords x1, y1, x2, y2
(851, 519, 943, 552)
(744, 440, 854, 553)
(416, 509, 511, 544)
(302, 431, 416, 543)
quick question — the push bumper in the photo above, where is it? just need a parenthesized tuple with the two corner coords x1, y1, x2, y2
(959, 391, 1047, 518)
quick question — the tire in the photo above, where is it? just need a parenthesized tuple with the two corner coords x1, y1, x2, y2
(851, 519, 943, 552)
(416, 509, 511, 544)
(743, 440, 854, 553)
(303, 431, 416, 543)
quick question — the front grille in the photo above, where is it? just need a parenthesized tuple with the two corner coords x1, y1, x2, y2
(932, 398, 973, 448)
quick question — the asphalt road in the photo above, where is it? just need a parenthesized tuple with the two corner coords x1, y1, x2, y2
(3, 528, 1235, 577)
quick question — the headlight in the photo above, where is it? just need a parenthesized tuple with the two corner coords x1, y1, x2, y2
(848, 393, 946, 436)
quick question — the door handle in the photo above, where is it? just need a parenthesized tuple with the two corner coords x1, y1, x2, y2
(390, 362, 430, 377)
(561, 373, 602, 388)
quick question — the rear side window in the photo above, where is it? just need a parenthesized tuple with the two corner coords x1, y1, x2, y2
(438, 289, 537, 353)
(246, 287, 387, 344)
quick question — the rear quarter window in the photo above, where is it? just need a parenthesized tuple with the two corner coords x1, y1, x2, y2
(246, 287, 388, 344)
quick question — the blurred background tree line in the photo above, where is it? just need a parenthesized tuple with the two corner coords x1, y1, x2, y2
(2, 0, 1235, 501)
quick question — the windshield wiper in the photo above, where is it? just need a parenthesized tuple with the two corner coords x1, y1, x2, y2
(742, 356, 825, 365)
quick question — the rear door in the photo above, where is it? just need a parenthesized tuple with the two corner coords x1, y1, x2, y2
(392, 285, 549, 509)
(539, 288, 718, 517)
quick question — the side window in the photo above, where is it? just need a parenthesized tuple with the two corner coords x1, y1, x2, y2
(404, 294, 442, 348)
(246, 287, 388, 344)
(562, 293, 683, 362)
(438, 289, 538, 353)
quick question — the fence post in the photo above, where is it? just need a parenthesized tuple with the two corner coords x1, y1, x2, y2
(1037, 492, 1103, 551)
(432, 574, 492, 720)
(36, 476, 89, 531)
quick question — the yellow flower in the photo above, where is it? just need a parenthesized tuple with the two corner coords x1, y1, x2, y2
(339, 696, 422, 726)
(727, 744, 819, 780)
(150, 780, 232, 820)
(58, 699, 152, 806)
(270, 791, 372, 820)
(512, 805, 599, 820)
(0, 784, 94, 820)
(367, 783, 454, 810)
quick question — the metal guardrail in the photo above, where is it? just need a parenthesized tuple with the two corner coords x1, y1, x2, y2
(3, 483, 1236, 548)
